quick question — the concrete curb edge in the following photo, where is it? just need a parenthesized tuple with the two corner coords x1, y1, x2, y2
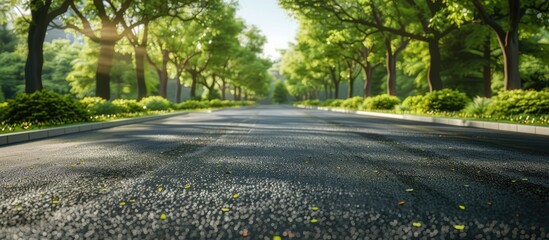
(0, 111, 190, 146)
(296, 105, 549, 137)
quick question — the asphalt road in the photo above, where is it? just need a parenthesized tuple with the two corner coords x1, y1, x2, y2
(1, 105, 548, 239)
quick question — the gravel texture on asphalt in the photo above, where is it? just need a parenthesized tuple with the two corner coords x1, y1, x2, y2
(0, 105, 548, 239)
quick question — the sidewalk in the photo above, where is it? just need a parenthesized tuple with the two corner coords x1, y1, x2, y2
(0, 111, 192, 146)
(296, 105, 549, 136)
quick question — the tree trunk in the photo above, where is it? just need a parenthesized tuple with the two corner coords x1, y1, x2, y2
(483, 38, 492, 98)
(135, 45, 147, 100)
(363, 64, 373, 97)
(159, 49, 169, 98)
(175, 70, 182, 103)
(190, 73, 198, 99)
(427, 39, 443, 91)
(25, 4, 49, 93)
(330, 68, 340, 99)
(96, 40, 115, 99)
(348, 77, 354, 98)
(497, 32, 521, 90)
(385, 43, 397, 96)
(221, 78, 226, 100)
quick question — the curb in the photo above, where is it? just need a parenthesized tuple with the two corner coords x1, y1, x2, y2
(297, 105, 549, 137)
(0, 111, 191, 146)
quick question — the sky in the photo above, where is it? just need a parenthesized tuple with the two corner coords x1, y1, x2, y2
(236, 0, 298, 60)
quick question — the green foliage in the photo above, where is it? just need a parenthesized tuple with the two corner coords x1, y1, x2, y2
(487, 90, 549, 116)
(421, 89, 469, 112)
(139, 96, 172, 111)
(42, 40, 81, 95)
(208, 99, 223, 108)
(80, 97, 120, 115)
(363, 94, 401, 110)
(0, 51, 25, 100)
(463, 97, 492, 115)
(400, 95, 427, 113)
(329, 99, 345, 107)
(0, 101, 8, 114)
(174, 99, 252, 110)
(1, 90, 88, 124)
(272, 81, 289, 104)
(175, 100, 207, 110)
(341, 96, 364, 109)
(111, 99, 144, 113)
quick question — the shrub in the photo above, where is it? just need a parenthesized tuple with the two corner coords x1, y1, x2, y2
(301, 99, 320, 106)
(111, 99, 144, 113)
(363, 94, 401, 110)
(1, 90, 88, 124)
(487, 90, 549, 116)
(139, 96, 172, 111)
(341, 97, 364, 109)
(80, 97, 121, 115)
(221, 100, 236, 107)
(209, 99, 223, 108)
(400, 95, 426, 113)
(421, 89, 468, 112)
(175, 100, 207, 110)
(463, 97, 492, 115)
(329, 99, 345, 108)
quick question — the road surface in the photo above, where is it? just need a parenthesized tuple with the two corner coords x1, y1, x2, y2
(1, 106, 548, 239)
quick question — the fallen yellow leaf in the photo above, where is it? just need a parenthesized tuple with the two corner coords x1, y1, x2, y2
(159, 213, 167, 220)
(310, 218, 318, 223)
(119, 201, 126, 207)
(405, 188, 414, 192)
(221, 207, 230, 212)
(311, 206, 319, 211)
(458, 205, 465, 210)
(453, 224, 465, 230)
(412, 222, 422, 228)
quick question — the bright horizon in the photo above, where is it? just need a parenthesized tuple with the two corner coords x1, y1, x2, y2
(236, 0, 298, 61)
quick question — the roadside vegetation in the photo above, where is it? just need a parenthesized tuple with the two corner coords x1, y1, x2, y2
(0, 90, 253, 133)
(296, 89, 549, 126)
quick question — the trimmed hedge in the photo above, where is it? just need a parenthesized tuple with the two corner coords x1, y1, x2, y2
(1, 90, 88, 124)
(363, 94, 400, 110)
(487, 90, 549, 116)
(422, 89, 468, 112)
(112, 99, 144, 113)
(341, 97, 364, 109)
(139, 96, 172, 111)
(401, 89, 468, 113)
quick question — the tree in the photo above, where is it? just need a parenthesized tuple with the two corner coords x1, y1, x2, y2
(272, 81, 289, 103)
(280, 0, 457, 92)
(19, 0, 71, 93)
(469, 0, 549, 90)
(63, 0, 211, 99)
